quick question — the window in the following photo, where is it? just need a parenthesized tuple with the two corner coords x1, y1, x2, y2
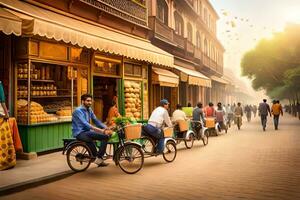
(196, 31, 201, 49)
(196, 0, 202, 15)
(208, 14, 211, 28)
(204, 39, 208, 55)
(174, 12, 184, 36)
(204, 8, 208, 24)
(187, 23, 193, 42)
(157, 0, 168, 25)
(212, 46, 215, 61)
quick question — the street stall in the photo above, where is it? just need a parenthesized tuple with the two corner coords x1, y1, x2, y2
(0, 0, 174, 153)
(15, 38, 90, 153)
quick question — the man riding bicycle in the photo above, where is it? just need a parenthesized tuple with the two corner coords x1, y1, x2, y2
(72, 94, 112, 166)
(143, 99, 173, 153)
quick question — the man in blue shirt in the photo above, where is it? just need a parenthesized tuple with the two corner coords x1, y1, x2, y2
(72, 94, 111, 166)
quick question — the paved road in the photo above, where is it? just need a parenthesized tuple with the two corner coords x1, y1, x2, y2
(1, 114, 300, 200)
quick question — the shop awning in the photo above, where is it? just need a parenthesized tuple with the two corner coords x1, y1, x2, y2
(0, 7, 21, 36)
(210, 75, 229, 85)
(152, 67, 179, 87)
(0, 0, 174, 67)
(174, 65, 211, 88)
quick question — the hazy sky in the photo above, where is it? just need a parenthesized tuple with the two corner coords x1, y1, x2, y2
(210, 0, 300, 78)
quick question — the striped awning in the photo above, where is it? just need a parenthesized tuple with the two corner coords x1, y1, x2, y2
(174, 65, 211, 88)
(152, 67, 179, 87)
(0, 0, 174, 67)
(0, 7, 21, 36)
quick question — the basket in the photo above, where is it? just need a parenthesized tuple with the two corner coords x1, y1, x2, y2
(163, 127, 174, 137)
(124, 123, 142, 140)
(177, 120, 189, 132)
(205, 118, 215, 128)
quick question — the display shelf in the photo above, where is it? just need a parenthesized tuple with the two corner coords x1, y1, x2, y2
(30, 95, 75, 98)
(18, 79, 55, 83)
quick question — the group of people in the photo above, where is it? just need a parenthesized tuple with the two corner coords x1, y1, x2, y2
(258, 99, 283, 131)
(71, 93, 286, 167)
(284, 102, 300, 120)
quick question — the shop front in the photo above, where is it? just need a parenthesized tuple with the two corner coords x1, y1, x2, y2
(150, 67, 179, 114)
(174, 65, 211, 107)
(210, 75, 229, 104)
(0, 0, 173, 153)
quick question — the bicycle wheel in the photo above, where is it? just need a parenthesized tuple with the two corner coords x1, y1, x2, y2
(202, 133, 208, 146)
(66, 143, 92, 172)
(184, 133, 194, 149)
(117, 143, 144, 174)
(163, 140, 177, 162)
(140, 136, 155, 154)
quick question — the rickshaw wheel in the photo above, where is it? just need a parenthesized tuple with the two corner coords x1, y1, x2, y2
(202, 133, 208, 146)
(163, 141, 177, 162)
(184, 133, 194, 149)
(66, 143, 92, 172)
(140, 136, 155, 154)
(117, 143, 144, 174)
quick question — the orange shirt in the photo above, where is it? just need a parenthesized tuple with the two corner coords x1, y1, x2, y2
(271, 104, 283, 115)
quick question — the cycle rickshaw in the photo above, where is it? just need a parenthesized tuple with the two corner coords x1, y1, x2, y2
(139, 126, 177, 163)
(62, 122, 144, 174)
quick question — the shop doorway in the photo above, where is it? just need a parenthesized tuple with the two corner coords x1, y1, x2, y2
(93, 76, 117, 122)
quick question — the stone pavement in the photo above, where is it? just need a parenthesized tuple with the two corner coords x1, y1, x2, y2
(0, 114, 300, 200)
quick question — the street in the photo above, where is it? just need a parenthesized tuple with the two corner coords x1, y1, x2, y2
(1, 114, 300, 200)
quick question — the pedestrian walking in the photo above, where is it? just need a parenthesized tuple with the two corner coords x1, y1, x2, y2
(234, 102, 243, 130)
(245, 105, 252, 122)
(258, 99, 271, 131)
(253, 105, 257, 118)
(271, 100, 283, 130)
(297, 102, 300, 120)
(225, 104, 234, 127)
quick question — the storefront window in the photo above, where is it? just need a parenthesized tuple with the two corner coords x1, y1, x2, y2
(124, 63, 142, 77)
(16, 61, 80, 124)
(124, 80, 142, 120)
(94, 60, 120, 76)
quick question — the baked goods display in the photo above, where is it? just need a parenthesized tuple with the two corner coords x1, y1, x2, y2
(43, 101, 71, 111)
(17, 99, 58, 124)
(17, 84, 57, 97)
(17, 63, 52, 80)
(124, 81, 141, 119)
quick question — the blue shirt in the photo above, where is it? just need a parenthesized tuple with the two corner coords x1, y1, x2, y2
(72, 105, 107, 137)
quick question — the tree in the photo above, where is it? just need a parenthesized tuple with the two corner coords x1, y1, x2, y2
(241, 24, 300, 103)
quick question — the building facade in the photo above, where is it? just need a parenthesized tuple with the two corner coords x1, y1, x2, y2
(147, 0, 226, 108)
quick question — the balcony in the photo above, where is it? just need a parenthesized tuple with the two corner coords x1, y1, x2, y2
(203, 54, 210, 68)
(210, 60, 217, 70)
(217, 64, 224, 75)
(194, 48, 202, 60)
(173, 32, 185, 49)
(148, 16, 173, 43)
(79, 0, 147, 26)
(185, 40, 195, 55)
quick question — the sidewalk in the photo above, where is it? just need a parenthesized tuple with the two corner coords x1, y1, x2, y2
(0, 151, 74, 195)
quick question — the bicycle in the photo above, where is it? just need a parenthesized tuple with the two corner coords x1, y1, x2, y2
(62, 122, 144, 174)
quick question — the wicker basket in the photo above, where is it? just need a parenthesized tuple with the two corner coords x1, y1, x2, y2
(205, 118, 215, 128)
(163, 127, 174, 138)
(124, 123, 142, 140)
(177, 120, 189, 132)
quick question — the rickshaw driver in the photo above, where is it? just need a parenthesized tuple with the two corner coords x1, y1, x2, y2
(143, 99, 173, 153)
(72, 94, 112, 166)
